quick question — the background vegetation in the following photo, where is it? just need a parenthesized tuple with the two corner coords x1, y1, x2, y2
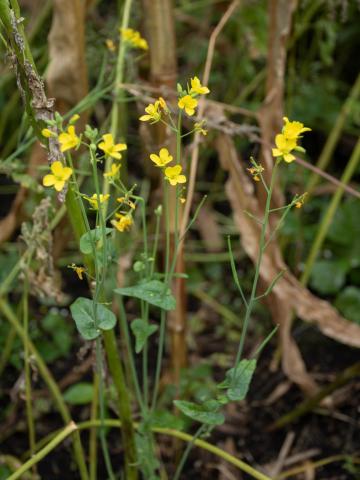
(0, 0, 360, 478)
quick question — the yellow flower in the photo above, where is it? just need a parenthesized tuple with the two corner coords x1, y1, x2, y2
(42, 128, 56, 138)
(294, 192, 308, 209)
(189, 76, 210, 95)
(178, 95, 198, 116)
(84, 193, 110, 210)
(112, 213, 133, 232)
(272, 134, 297, 163)
(120, 28, 148, 50)
(58, 126, 80, 152)
(164, 165, 187, 186)
(104, 163, 121, 178)
(98, 133, 127, 160)
(106, 39, 116, 52)
(150, 148, 173, 167)
(158, 97, 168, 111)
(139, 101, 161, 123)
(282, 117, 311, 140)
(43, 161, 73, 192)
(68, 263, 86, 280)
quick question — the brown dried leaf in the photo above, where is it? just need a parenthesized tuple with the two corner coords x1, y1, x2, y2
(197, 203, 224, 252)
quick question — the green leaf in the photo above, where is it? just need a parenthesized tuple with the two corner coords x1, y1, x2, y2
(150, 410, 184, 430)
(79, 227, 113, 254)
(114, 280, 176, 311)
(63, 383, 94, 405)
(218, 359, 256, 402)
(130, 318, 158, 353)
(70, 297, 117, 340)
(174, 400, 225, 425)
(328, 199, 360, 246)
(335, 287, 360, 324)
(310, 259, 348, 295)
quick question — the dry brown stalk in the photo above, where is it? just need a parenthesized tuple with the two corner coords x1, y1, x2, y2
(0, 0, 89, 245)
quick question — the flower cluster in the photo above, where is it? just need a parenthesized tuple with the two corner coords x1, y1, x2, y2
(177, 76, 210, 117)
(120, 28, 148, 51)
(149, 148, 186, 186)
(272, 117, 311, 163)
(139, 97, 168, 123)
(111, 196, 135, 232)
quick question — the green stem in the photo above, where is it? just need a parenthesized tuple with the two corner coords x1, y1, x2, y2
(301, 137, 360, 286)
(22, 269, 36, 471)
(89, 373, 99, 480)
(7, 422, 78, 480)
(103, 0, 133, 199)
(232, 162, 278, 373)
(150, 309, 166, 412)
(96, 338, 116, 480)
(0, 325, 16, 376)
(65, 186, 138, 479)
(0, 298, 89, 480)
(173, 425, 206, 480)
(29, 420, 272, 480)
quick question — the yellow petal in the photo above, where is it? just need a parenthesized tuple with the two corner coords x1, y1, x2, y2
(284, 153, 295, 163)
(43, 174, 55, 187)
(54, 180, 65, 191)
(62, 167, 73, 180)
(102, 133, 114, 146)
(113, 143, 127, 152)
(177, 175, 186, 184)
(51, 161, 64, 176)
(150, 154, 160, 164)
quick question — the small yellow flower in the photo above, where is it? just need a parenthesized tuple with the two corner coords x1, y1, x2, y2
(247, 165, 264, 182)
(84, 193, 110, 210)
(112, 213, 133, 232)
(178, 95, 198, 116)
(42, 128, 56, 138)
(272, 134, 297, 163)
(58, 126, 80, 152)
(150, 148, 173, 167)
(120, 28, 148, 50)
(98, 134, 127, 160)
(294, 192, 308, 209)
(106, 39, 116, 52)
(68, 263, 86, 280)
(43, 161, 73, 192)
(164, 165, 187, 186)
(139, 101, 161, 123)
(117, 197, 136, 209)
(189, 76, 210, 95)
(194, 122, 208, 136)
(282, 117, 311, 140)
(104, 163, 121, 178)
